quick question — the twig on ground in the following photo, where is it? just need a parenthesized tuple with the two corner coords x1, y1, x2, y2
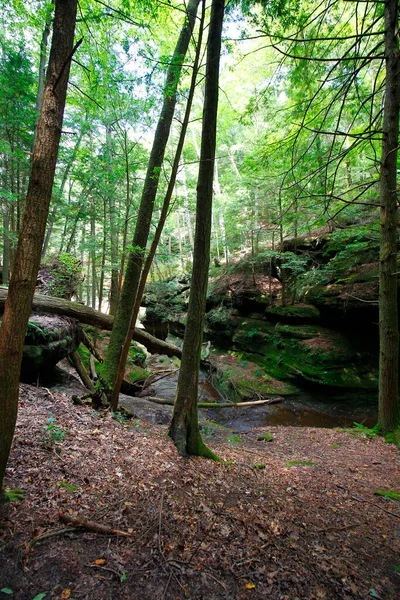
(86, 563, 121, 579)
(59, 512, 133, 536)
(29, 527, 79, 547)
(351, 495, 400, 519)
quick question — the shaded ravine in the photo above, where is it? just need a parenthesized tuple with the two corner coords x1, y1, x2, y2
(139, 350, 378, 432)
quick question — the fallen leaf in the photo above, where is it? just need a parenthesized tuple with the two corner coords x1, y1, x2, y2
(60, 590, 71, 600)
(93, 559, 106, 565)
(245, 582, 256, 590)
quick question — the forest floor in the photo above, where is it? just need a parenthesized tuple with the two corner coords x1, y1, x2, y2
(0, 375, 399, 600)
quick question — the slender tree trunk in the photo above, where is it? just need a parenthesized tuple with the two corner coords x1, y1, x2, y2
(378, 0, 400, 432)
(0, 0, 78, 496)
(102, 0, 201, 401)
(98, 200, 107, 312)
(33, 3, 53, 147)
(42, 127, 85, 258)
(169, 0, 225, 459)
(108, 2, 205, 409)
(106, 125, 119, 315)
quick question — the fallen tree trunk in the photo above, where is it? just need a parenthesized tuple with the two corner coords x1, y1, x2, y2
(0, 287, 182, 359)
(144, 396, 283, 408)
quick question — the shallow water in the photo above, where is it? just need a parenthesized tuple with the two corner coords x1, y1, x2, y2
(145, 353, 378, 431)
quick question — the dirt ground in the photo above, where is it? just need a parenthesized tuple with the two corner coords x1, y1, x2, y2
(0, 380, 399, 600)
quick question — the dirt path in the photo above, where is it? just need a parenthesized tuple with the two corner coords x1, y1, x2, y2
(0, 381, 399, 600)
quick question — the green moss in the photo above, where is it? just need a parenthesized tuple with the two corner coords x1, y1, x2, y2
(127, 365, 150, 383)
(384, 429, 400, 448)
(58, 481, 79, 492)
(257, 431, 273, 442)
(77, 344, 91, 369)
(0, 488, 24, 503)
(227, 434, 242, 444)
(253, 463, 266, 469)
(375, 490, 400, 502)
(266, 304, 320, 321)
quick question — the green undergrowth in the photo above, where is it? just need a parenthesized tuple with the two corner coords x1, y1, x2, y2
(0, 489, 24, 504)
(340, 423, 400, 448)
(265, 304, 320, 321)
(375, 490, 400, 502)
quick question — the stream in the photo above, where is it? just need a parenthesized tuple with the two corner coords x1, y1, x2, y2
(144, 346, 378, 433)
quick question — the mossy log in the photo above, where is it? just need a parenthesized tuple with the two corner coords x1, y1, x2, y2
(0, 287, 182, 359)
(145, 396, 282, 408)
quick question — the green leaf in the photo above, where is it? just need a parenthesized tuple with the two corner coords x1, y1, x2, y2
(120, 572, 127, 583)
(0, 589, 13, 596)
(32, 594, 47, 600)
(369, 589, 382, 599)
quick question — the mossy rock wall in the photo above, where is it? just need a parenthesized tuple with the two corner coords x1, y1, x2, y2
(20, 314, 83, 378)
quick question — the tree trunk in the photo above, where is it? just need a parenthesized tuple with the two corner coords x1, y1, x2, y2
(102, 0, 201, 400)
(169, 0, 225, 459)
(0, 0, 78, 496)
(108, 1, 205, 410)
(106, 124, 119, 315)
(378, 0, 400, 432)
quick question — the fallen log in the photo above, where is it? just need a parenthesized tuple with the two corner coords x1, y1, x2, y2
(144, 396, 283, 408)
(0, 287, 182, 359)
(59, 512, 132, 537)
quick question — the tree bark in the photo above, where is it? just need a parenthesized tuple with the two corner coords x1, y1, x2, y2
(102, 0, 200, 403)
(169, 0, 225, 459)
(0, 0, 79, 494)
(109, 0, 206, 410)
(378, 0, 400, 432)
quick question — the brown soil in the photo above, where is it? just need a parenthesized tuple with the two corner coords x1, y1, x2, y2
(1, 383, 399, 600)
(210, 273, 281, 298)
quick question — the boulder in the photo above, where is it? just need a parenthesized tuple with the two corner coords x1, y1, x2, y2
(20, 314, 83, 378)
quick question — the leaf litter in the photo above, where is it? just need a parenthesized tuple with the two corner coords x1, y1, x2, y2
(0, 381, 399, 599)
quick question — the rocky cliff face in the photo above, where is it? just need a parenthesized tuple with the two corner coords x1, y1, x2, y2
(143, 229, 384, 392)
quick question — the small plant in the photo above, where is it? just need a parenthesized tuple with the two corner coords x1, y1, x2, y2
(253, 463, 266, 469)
(375, 490, 400, 502)
(227, 434, 242, 444)
(351, 422, 381, 439)
(58, 481, 79, 493)
(257, 431, 273, 442)
(285, 460, 316, 467)
(0, 489, 24, 504)
(43, 416, 65, 446)
(111, 412, 130, 425)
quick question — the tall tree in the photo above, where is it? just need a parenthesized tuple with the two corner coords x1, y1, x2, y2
(108, 0, 206, 409)
(0, 0, 79, 497)
(169, 0, 225, 458)
(378, 0, 399, 432)
(102, 0, 201, 403)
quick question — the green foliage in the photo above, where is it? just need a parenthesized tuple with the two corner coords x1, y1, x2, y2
(205, 307, 236, 333)
(39, 254, 83, 299)
(227, 434, 242, 444)
(257, 431, 273, 442)
(351, 422, 381, 440)
(253, 463, 266, 469)
(384, 430, 400, 448)
(0, 589, 13, 596)
(58, 481, 79, 492)
(0, 489, 24, 504)
(43, 417, 65, 446)
(374, 490, 400, 502)
(25, 322, 47, 343)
